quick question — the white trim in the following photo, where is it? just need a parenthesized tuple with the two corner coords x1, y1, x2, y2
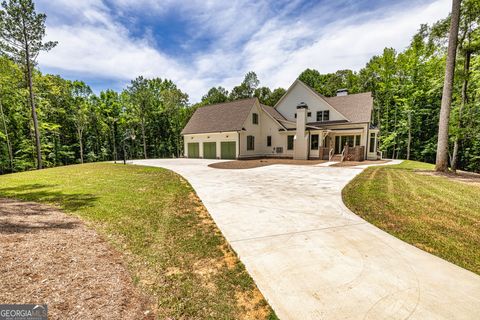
(273, 79, 350, 122)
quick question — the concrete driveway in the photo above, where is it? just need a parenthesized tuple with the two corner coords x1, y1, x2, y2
(132, 159, 480, 320)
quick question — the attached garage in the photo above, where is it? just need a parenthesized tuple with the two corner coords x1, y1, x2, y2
(187, 142, 199, 158)
(203, 142, 217, 159)
(221, 141, 236, 159)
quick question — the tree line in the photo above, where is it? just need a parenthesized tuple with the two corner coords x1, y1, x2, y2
(0, 0, 479, 174)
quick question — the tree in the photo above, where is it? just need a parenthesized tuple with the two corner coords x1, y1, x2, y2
(201, 86, 228, 105)
(450, 0, 480, 171)
(254, 87, 286, 106)
(127, 76, 151, 159)
(99, 90, 121, 162)
(435, 0, 462, 172)
(229, 71, 259, 100)
(0, 0, 57, 169)
(0, 56, 17, 171)
(71, 81, 92, 164)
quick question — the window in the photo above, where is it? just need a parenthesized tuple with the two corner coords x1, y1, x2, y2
(252, 113, 258, 124)
(369, 133, 376, 153)
(341, 135, 355, 148)
(287, 135, 294, 150)
(267, 135, 272, 147)
(355, 135, 361, 146)
(294, 113, 297, 118)
(316, 110, 330, 121)
(311, 134, 319, 150)
(247, 135, 255, 150)
(323, 110, 330, 121)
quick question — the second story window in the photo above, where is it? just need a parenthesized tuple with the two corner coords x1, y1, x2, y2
(316, 110, 330, 122)
(323, 110, 330, 121)
(267, 136, 272, 147)
(252, 113, 258, 124)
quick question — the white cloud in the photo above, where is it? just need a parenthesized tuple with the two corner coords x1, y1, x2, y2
(37, 0, 451, 102)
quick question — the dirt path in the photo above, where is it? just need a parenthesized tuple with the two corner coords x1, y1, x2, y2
(0, 198, 153, 320)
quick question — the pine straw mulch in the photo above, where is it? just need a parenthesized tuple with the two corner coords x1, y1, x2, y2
(209, 158, 326, 169)
(0, 198, 154, 320)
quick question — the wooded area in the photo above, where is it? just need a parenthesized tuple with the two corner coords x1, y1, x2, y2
(0, 0, 479, 174)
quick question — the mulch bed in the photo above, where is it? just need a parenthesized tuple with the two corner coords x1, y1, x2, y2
(209, 158, 326, 169)
(330, 160, 390, 167)
(0, 198, 154, 320)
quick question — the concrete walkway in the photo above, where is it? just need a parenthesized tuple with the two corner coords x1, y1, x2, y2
(132, 159, 480, 320)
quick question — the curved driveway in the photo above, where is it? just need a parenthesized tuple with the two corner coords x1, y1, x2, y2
(133, 159, 480, 320)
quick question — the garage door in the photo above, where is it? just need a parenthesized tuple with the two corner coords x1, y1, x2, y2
(187, 143, 199, 158)
(203, 142, 216, 159)
(220, 141, 236, 159)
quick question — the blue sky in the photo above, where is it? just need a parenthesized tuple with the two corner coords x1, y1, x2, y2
(35, 0, 451, 102)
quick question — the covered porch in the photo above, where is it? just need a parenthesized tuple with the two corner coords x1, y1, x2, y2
(309, 128, 379, 161)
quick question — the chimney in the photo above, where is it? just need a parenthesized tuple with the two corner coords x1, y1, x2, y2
(336, 88, 348, 96)
(294, 102, 309, 160)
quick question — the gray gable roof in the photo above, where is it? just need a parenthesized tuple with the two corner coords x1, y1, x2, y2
(260, 104, 286, 122)
(324, 92, 373, 123)
(181, 98, 256, 135)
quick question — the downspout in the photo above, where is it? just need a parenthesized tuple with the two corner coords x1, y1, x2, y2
(237, 131, 240, 159)
(307, 130, 311, 160)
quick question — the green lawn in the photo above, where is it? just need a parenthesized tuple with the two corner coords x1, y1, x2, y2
(343, 160, 480, 275)
(0, 163, 277, 319)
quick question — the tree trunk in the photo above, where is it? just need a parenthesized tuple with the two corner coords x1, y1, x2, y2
(77, 127, 84, 164)
(112, 123, 117, 163)
(21, 14, 42, 170)
(26, 58, 42, 169)
(451, 50, 470, 172)
(0, 96, 13, 170)
(407, 111, 412, 160)
(141, 118, 147, 159)
(435, 0, 461, 172)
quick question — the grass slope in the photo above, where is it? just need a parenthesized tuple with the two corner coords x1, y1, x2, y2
(343, 160, 480, 275)
(0, 163, 277, 319)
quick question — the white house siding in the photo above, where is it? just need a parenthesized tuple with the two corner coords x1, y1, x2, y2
(183, 132, 239, 158)
(275, 81, 347, 122)
(238, 101, 287, 158)
(238, 102, 263, 157)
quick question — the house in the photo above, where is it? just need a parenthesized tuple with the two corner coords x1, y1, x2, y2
(181, 79, 380, 161)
